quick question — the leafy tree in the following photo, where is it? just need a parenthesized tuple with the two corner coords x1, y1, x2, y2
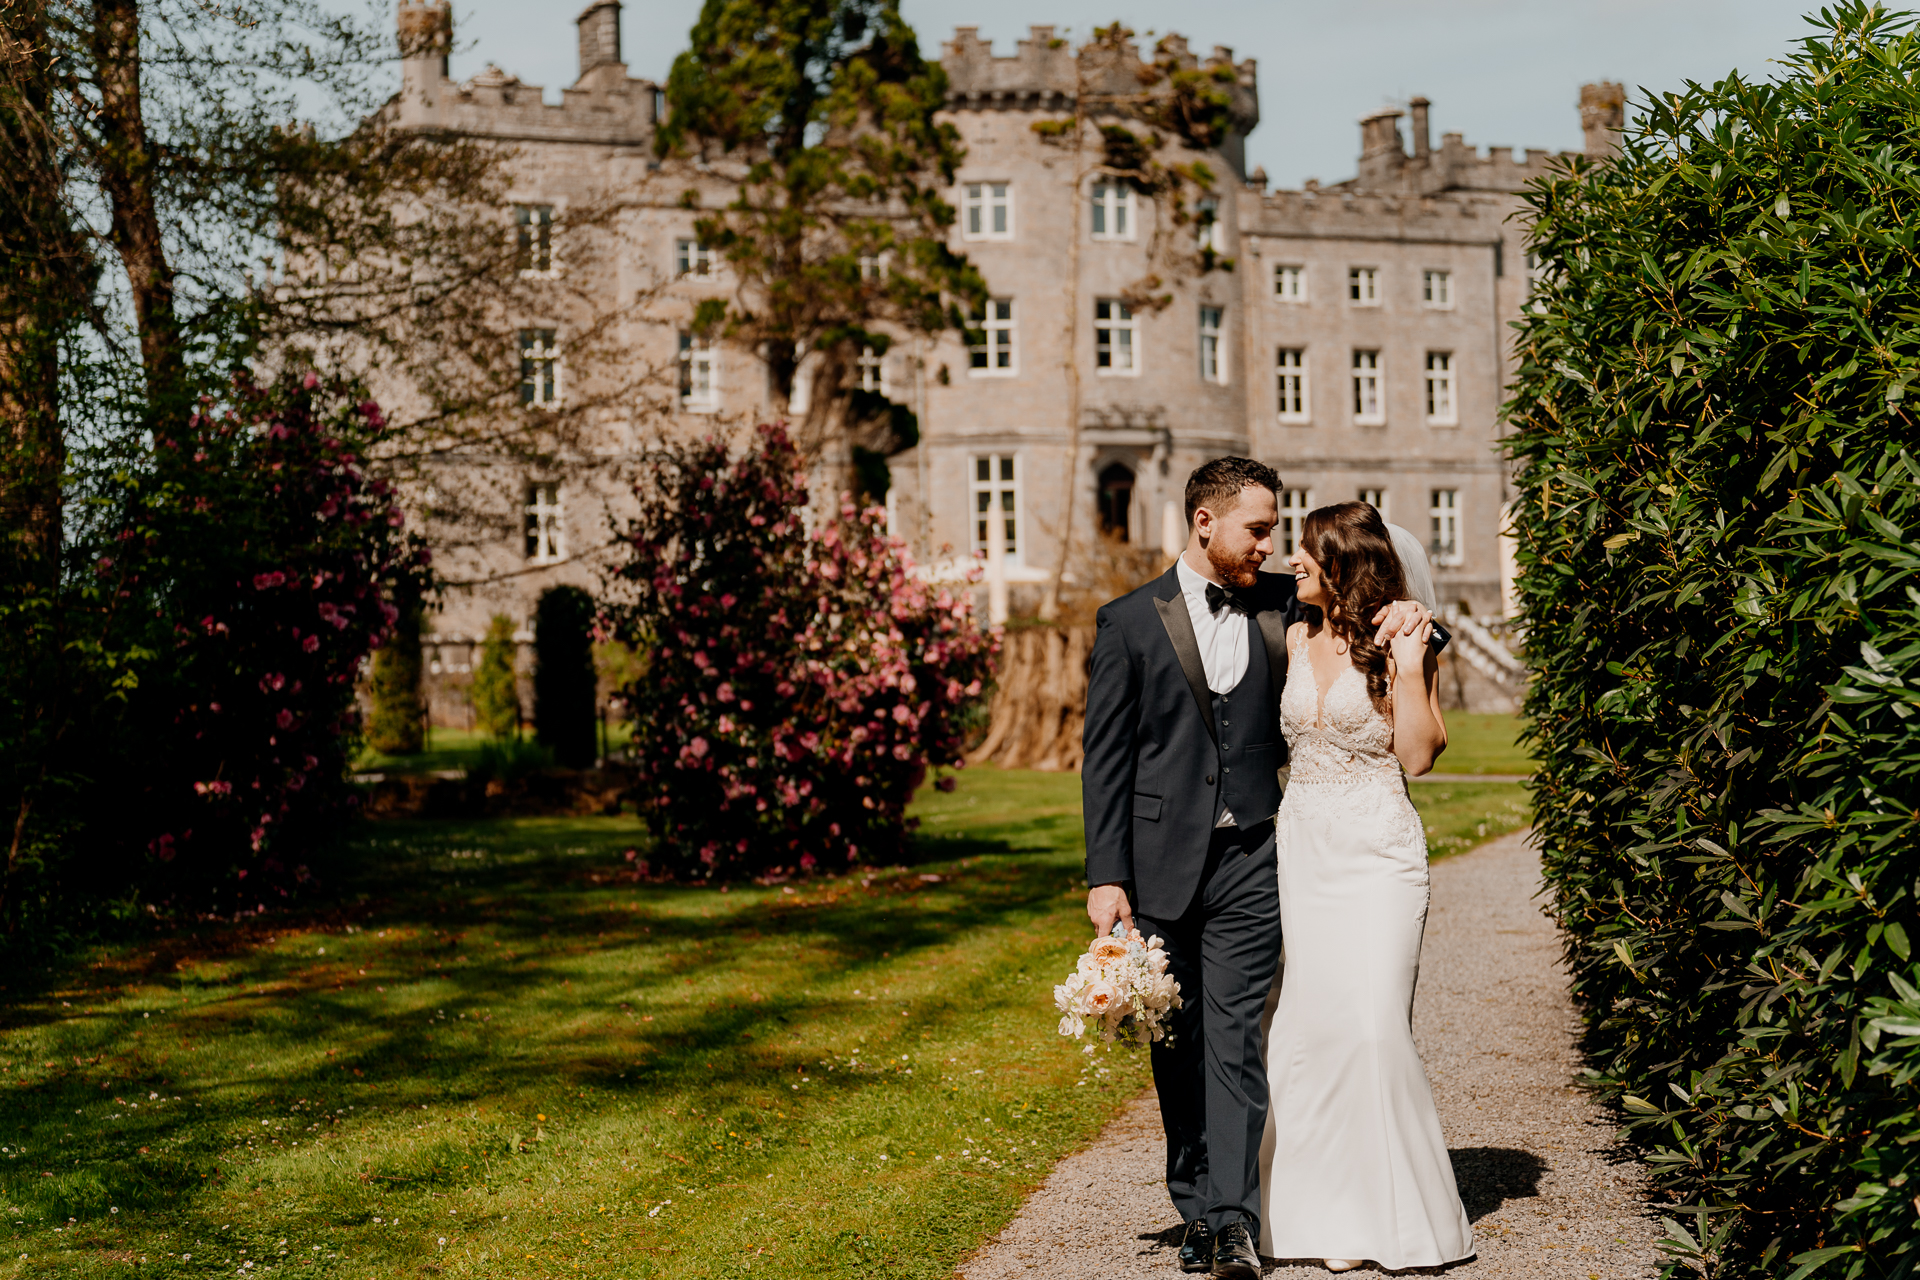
(472, 615, 522, 741)
(1507, 6, 1920, 1272)
(657, 0, 986, 489)
(533, 585, 599, 769)
(367, 592, 426, 756)
(606, 423, 994, 878)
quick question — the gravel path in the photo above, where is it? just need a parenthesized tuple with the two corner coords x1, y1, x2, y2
(958, 830, 1665, 1279)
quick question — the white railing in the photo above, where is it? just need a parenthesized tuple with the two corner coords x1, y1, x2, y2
(1438, 606, 1528, 687)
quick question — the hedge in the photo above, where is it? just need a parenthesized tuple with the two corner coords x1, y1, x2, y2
(1507, 6, 1920, 1274)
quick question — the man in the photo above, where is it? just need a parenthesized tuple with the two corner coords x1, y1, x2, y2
(1080, 457, 1433, 1278)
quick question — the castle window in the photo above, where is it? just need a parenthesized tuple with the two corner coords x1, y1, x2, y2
(969, 298, 1016, 375)
(518, 329, 560, 406)
(1098, 463, 1135, 541)
(1348, 266, 1380, 305)
(678, 331, 717, 410)
(1274, 263, 1307, 302)
(1351, 349, 1383, 424)
(1199, 306, 1225, 384)
(1430, 489, 1462, 567)
(1196, 197, 1224, 253)
(1094, 299, 1137, 374)
(971, 454, 1021, 560)
(1091, 182, 1133, 240)
(963, 182, 1013, 240)
(1423, 269, 1453, 308)
(1276, 348, 1309, 422)
(1425, 351, 1457, 424)
(1279, 488, 1314, 554)
(515, 205, 554, 274)
(524, 481, 564, 564)
(856, 345, 888, 395)
(675, 239, 714, 278)
(1358, 487, 1389, 520)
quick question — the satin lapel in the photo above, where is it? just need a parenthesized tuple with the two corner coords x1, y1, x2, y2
(1153, 587, 1218, 749)
(1255, 607, 1289, 710)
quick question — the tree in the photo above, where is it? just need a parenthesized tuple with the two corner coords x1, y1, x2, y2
(606, 423, 994, 877)
(367, 590, 426, 756)
(471, 615, 522, 741)
(657, 0, 986, 491)
(1507, 6, 1920, 1271)
(533, 585, 598, 769)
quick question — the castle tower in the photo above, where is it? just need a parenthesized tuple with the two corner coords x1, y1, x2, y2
(576, 0, 626, 89)
(1580, 82, 1626, 160)
(397, 0, 452, 123)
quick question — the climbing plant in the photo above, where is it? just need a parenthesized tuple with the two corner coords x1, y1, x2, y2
(1507, 6, 1920, 1274)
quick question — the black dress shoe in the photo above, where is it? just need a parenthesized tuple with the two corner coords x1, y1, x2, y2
(1210, 1218, 1260, 1279)
(1177, 1218, 1214, 1273)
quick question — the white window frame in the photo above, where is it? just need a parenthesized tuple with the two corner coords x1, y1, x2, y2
(678, 331, 718, 411)
(969, 298, 1016, 376)
(1425, 351, 1457, 425)
(1276, 348, 1309, 422)
(1196, 197, 1224, 253)
(524, 481, 564, 564)
(1199, 305, 1226, 384)
(856, 344, 889, 396)
(962, 182, 1014, 241)
(1274, 263, 1307, 303)
(519, 328, 561, 406)
(970, 454, 1022, 562)
(1091, 182, 1134, 241)
(675, 238, 715, 279)
(1422, 268, 1454, 309)
(1430, 488, 1462, 567)
(1278, 488, 1313, 554)
(1358, 487, 1389, 521)
(1348, 266, 1380, 306)
(1094, 298, 1138, 376)
(1351, 349, 1383, 424)
(858, 252, 889, 281)
(515, 204, 554, 276)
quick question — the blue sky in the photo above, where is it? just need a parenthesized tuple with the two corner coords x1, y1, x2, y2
(439, 0, 1826, 187)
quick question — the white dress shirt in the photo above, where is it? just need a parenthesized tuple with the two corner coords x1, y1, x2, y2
(1175, 553, 1248, 827)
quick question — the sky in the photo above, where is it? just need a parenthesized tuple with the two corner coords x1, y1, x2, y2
(438, 0, 1825, 188)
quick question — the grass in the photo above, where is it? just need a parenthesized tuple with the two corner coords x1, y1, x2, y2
(1427, 713, 1534, 776)
(355, 724, 637, 776)
(0, 752, 1530, 1279)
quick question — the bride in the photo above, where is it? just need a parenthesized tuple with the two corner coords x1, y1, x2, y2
(1258, 500, 1475, 1271)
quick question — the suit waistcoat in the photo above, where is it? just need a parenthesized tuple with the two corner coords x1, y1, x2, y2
(1212, 613, 1283, 828)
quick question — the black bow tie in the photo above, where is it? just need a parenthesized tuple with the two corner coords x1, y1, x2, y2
(1204, 582, 1249, 615)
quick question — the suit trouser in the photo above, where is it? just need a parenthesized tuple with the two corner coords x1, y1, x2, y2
(1135, 820, 1282, 1235)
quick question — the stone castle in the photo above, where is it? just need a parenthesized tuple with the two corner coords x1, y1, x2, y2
(383, 0, 1621, 719)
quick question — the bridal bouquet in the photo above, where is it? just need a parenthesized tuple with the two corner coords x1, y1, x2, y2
(1054, 927, 1182, 1047)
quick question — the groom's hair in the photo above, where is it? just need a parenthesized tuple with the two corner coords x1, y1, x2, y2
(1184, 456, 1282, 526)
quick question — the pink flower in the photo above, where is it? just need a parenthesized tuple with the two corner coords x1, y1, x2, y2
(688, 737, 709, 759)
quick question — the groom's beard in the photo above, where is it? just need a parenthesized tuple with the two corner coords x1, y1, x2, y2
(1206, 541, 1262, 589)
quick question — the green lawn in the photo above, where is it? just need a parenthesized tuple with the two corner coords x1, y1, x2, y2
(0, 761, 1529, 1279)
(1430, 712, 1534, 776)
(355, 724, 636, 776)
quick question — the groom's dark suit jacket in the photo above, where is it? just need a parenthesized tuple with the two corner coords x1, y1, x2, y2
(1082, 565, 1299, 919)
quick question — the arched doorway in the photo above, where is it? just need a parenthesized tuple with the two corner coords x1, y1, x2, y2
(1097, 463, 1135, 542)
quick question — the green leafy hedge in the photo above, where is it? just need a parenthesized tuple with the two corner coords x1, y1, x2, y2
(1507, 7, 1920, 1275)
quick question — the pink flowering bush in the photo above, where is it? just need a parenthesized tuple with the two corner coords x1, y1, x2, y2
(0, 371, 427, 932)
(607, 423, 997, 878)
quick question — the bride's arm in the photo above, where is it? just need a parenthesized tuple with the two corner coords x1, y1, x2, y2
(1386, 623, 1447, 776)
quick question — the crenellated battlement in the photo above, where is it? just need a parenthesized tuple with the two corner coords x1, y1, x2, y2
(939, 25, 1258, 136)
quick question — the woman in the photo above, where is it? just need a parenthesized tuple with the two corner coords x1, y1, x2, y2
(1258, 501, 1474, 1271)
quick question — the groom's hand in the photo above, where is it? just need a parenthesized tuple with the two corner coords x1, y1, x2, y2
(1087, 883, 1135, 938)
(1370, 599, 1434, 648)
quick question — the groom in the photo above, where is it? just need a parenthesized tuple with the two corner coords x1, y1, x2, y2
(1081, 457, 1431, 1278)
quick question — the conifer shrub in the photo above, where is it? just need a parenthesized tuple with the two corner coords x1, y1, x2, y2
(607, 423, 995, 878)
(1507, 8, 1920, 1272)
(471, 614, 521, 740)
(366, 593, 425, 755)
(533, 585, 598, 769)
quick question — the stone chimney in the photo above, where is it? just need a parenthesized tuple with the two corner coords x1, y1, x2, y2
(1355, 107, 1406, 188)
(1408, 96, 1431, 159)
(397, 0, 451, 120)
(577, 0, 624, 80)
(1580, 82, 1626, 160)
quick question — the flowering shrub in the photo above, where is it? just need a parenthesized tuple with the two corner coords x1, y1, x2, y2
(0, 371, 427, 931)
(607, 422, 996, 878)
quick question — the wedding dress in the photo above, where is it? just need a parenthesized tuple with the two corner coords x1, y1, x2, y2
(1257, 625, 1474, 1269)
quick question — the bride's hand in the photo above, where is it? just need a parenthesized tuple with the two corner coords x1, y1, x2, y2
(1387, 619, 1431, 671)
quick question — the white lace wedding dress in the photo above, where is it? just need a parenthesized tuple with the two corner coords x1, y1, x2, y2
(1257, 624, 1474, 1269)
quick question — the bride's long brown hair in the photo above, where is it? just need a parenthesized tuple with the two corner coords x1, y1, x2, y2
(1300, 501, 1410, 706)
